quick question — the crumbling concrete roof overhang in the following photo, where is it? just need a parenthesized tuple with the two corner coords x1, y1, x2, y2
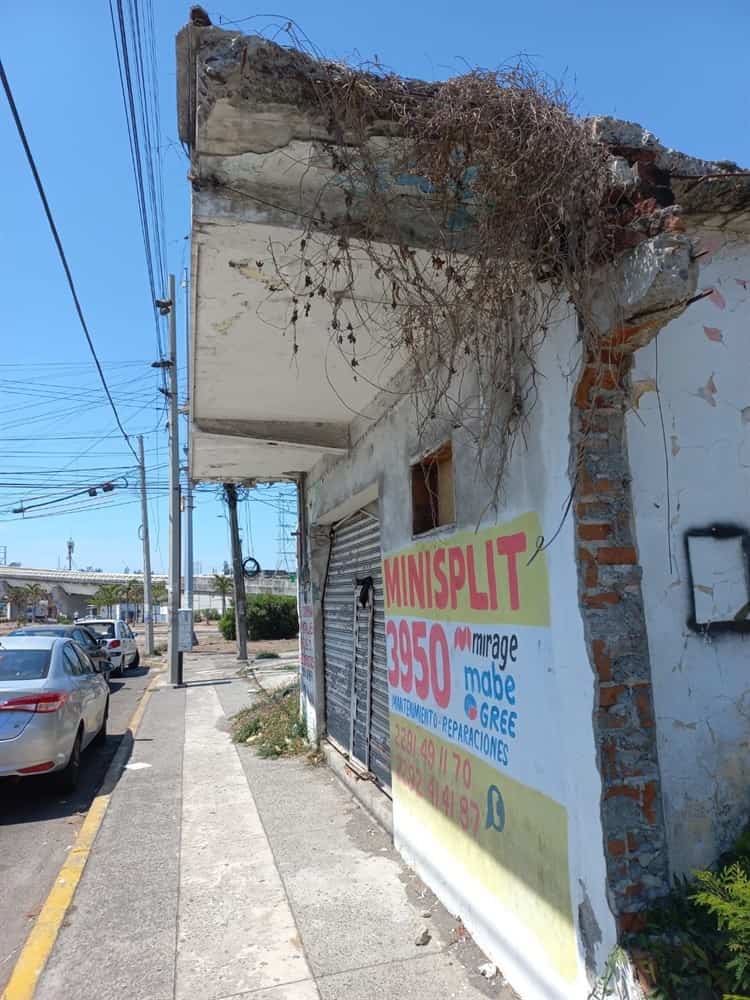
(176, 21, 750, 484)
(177, 23, 750, 239)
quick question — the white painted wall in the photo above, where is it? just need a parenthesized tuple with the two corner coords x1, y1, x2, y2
(628, 233, 750, 875)
(304, 312, 618, 999)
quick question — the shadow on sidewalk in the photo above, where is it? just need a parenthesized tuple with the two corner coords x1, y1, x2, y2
(0, 720, 139, 825)
(0, 666, 157, 827)
(181, 677, 234, 688)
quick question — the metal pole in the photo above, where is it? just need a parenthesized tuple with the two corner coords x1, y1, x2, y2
(138, 434, 155, 656)
(167, 273, 183, 685)
(183, 267, 194, 619)
(224, 482, 248, 661)
(185, 483, 194, 610)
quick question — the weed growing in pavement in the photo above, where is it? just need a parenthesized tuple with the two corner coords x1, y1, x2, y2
(230, 682, 308, 758)
(152, 642, 167, 656)
(254, 650, 281, 660)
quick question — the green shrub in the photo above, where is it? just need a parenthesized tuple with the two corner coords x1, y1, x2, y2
(628, 826, 750, 1000)
(693, 862, 750, 992)
(219, 608, 236, 640)
(219, 595, 298, 641)
(248, 594, 298, 640)
(204, 607, 220, 621)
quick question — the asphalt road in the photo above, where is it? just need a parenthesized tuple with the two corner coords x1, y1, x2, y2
(0, 662, 156, 992)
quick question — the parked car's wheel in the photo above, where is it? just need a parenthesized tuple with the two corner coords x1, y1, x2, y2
(131, 650, 140, 669)
(93, 700, 108, 746)
(57, 729, 82, 792)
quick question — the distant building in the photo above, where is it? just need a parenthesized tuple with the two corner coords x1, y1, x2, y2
(0, 566, 295, 621)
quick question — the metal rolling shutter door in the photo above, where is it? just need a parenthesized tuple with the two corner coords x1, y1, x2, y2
(322, 511, 391, 790)
(322, 520, 357, 754)
(368, 553, 390, 789)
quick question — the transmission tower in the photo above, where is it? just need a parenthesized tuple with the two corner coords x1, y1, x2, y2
(275, 495, 297, 573)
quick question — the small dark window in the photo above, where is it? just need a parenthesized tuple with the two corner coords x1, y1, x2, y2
(80, 627, 98, 651)
(63, 645, 83, 676)
(73, 645, 93, 674)
(411, 442, 455, 536)
(0, 649, 51, 681)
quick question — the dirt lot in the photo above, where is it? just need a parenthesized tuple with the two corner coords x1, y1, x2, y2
(158, 623, 298, 657)
(0, 619, 299, 658)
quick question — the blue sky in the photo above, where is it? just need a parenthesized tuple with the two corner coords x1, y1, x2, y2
(1, 0, 747, 573)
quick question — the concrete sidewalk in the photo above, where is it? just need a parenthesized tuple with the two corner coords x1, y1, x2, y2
(34, 653, 512, 1000)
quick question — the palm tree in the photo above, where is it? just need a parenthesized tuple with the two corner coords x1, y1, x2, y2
(92, 584, 123, 617)
(23, 584, 49, 621)
(213, 574, 232, 615)
(120, 578, 140, 621)
(129, 581, 144, 621)
(4, 584, 28, 622)
(152, 581, 167, 605)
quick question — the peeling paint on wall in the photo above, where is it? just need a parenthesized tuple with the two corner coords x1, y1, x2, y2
(695, 374, 718, 406)
(631, 378, 657, 408)
(627, 239, 750, 874)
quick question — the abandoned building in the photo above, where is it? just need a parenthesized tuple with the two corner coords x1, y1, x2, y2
(177, 20, 750, 1000)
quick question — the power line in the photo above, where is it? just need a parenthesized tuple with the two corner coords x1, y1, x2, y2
(108, 0, 169, 392)
(10, 478, 128, 515)
(0, 57, 139, 463)
(0, 495, 147, 524)
(0, 393, 161, 436)
(0, 360, 153, 369)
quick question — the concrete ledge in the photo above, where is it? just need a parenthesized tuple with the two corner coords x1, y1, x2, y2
(321, 741, 394, 838)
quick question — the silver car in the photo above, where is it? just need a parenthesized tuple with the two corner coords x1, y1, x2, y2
(0, 636, 109, 790)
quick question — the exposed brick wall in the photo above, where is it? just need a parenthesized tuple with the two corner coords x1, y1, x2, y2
(573, 351, 670, 934)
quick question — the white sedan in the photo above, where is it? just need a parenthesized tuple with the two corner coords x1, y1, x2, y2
(78, 619, 140, 676)
(0, 636, 109, 790)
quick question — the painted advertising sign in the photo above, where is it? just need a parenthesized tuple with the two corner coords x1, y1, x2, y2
(383, 511, 576, 982)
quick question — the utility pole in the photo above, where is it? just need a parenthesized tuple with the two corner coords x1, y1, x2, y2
(224, 482, 248, 662)
(182, 267, 194, 622)
(137, 434, 154, 656)
(166, 274, 182, 685)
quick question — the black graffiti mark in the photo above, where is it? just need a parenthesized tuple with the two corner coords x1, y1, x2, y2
(355, 575, 374, 608)
(485, 784, 506, 832)
(684, 524, 750, 636)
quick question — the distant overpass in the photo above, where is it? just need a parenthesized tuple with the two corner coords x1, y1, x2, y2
(0, 565, 296, 620)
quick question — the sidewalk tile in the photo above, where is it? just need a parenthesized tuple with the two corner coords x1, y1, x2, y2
(318, 953, 496, 999)
(215, 979, 320, 1000)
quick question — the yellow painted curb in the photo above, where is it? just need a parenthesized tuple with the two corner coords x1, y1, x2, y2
(1, 668, 165, 1000)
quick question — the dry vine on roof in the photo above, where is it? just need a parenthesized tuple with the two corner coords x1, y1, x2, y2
(266, 61, 619, 498)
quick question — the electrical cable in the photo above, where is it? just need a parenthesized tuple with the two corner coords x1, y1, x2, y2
(0, 57, 139, 464)
(108, 0, 169, 403)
